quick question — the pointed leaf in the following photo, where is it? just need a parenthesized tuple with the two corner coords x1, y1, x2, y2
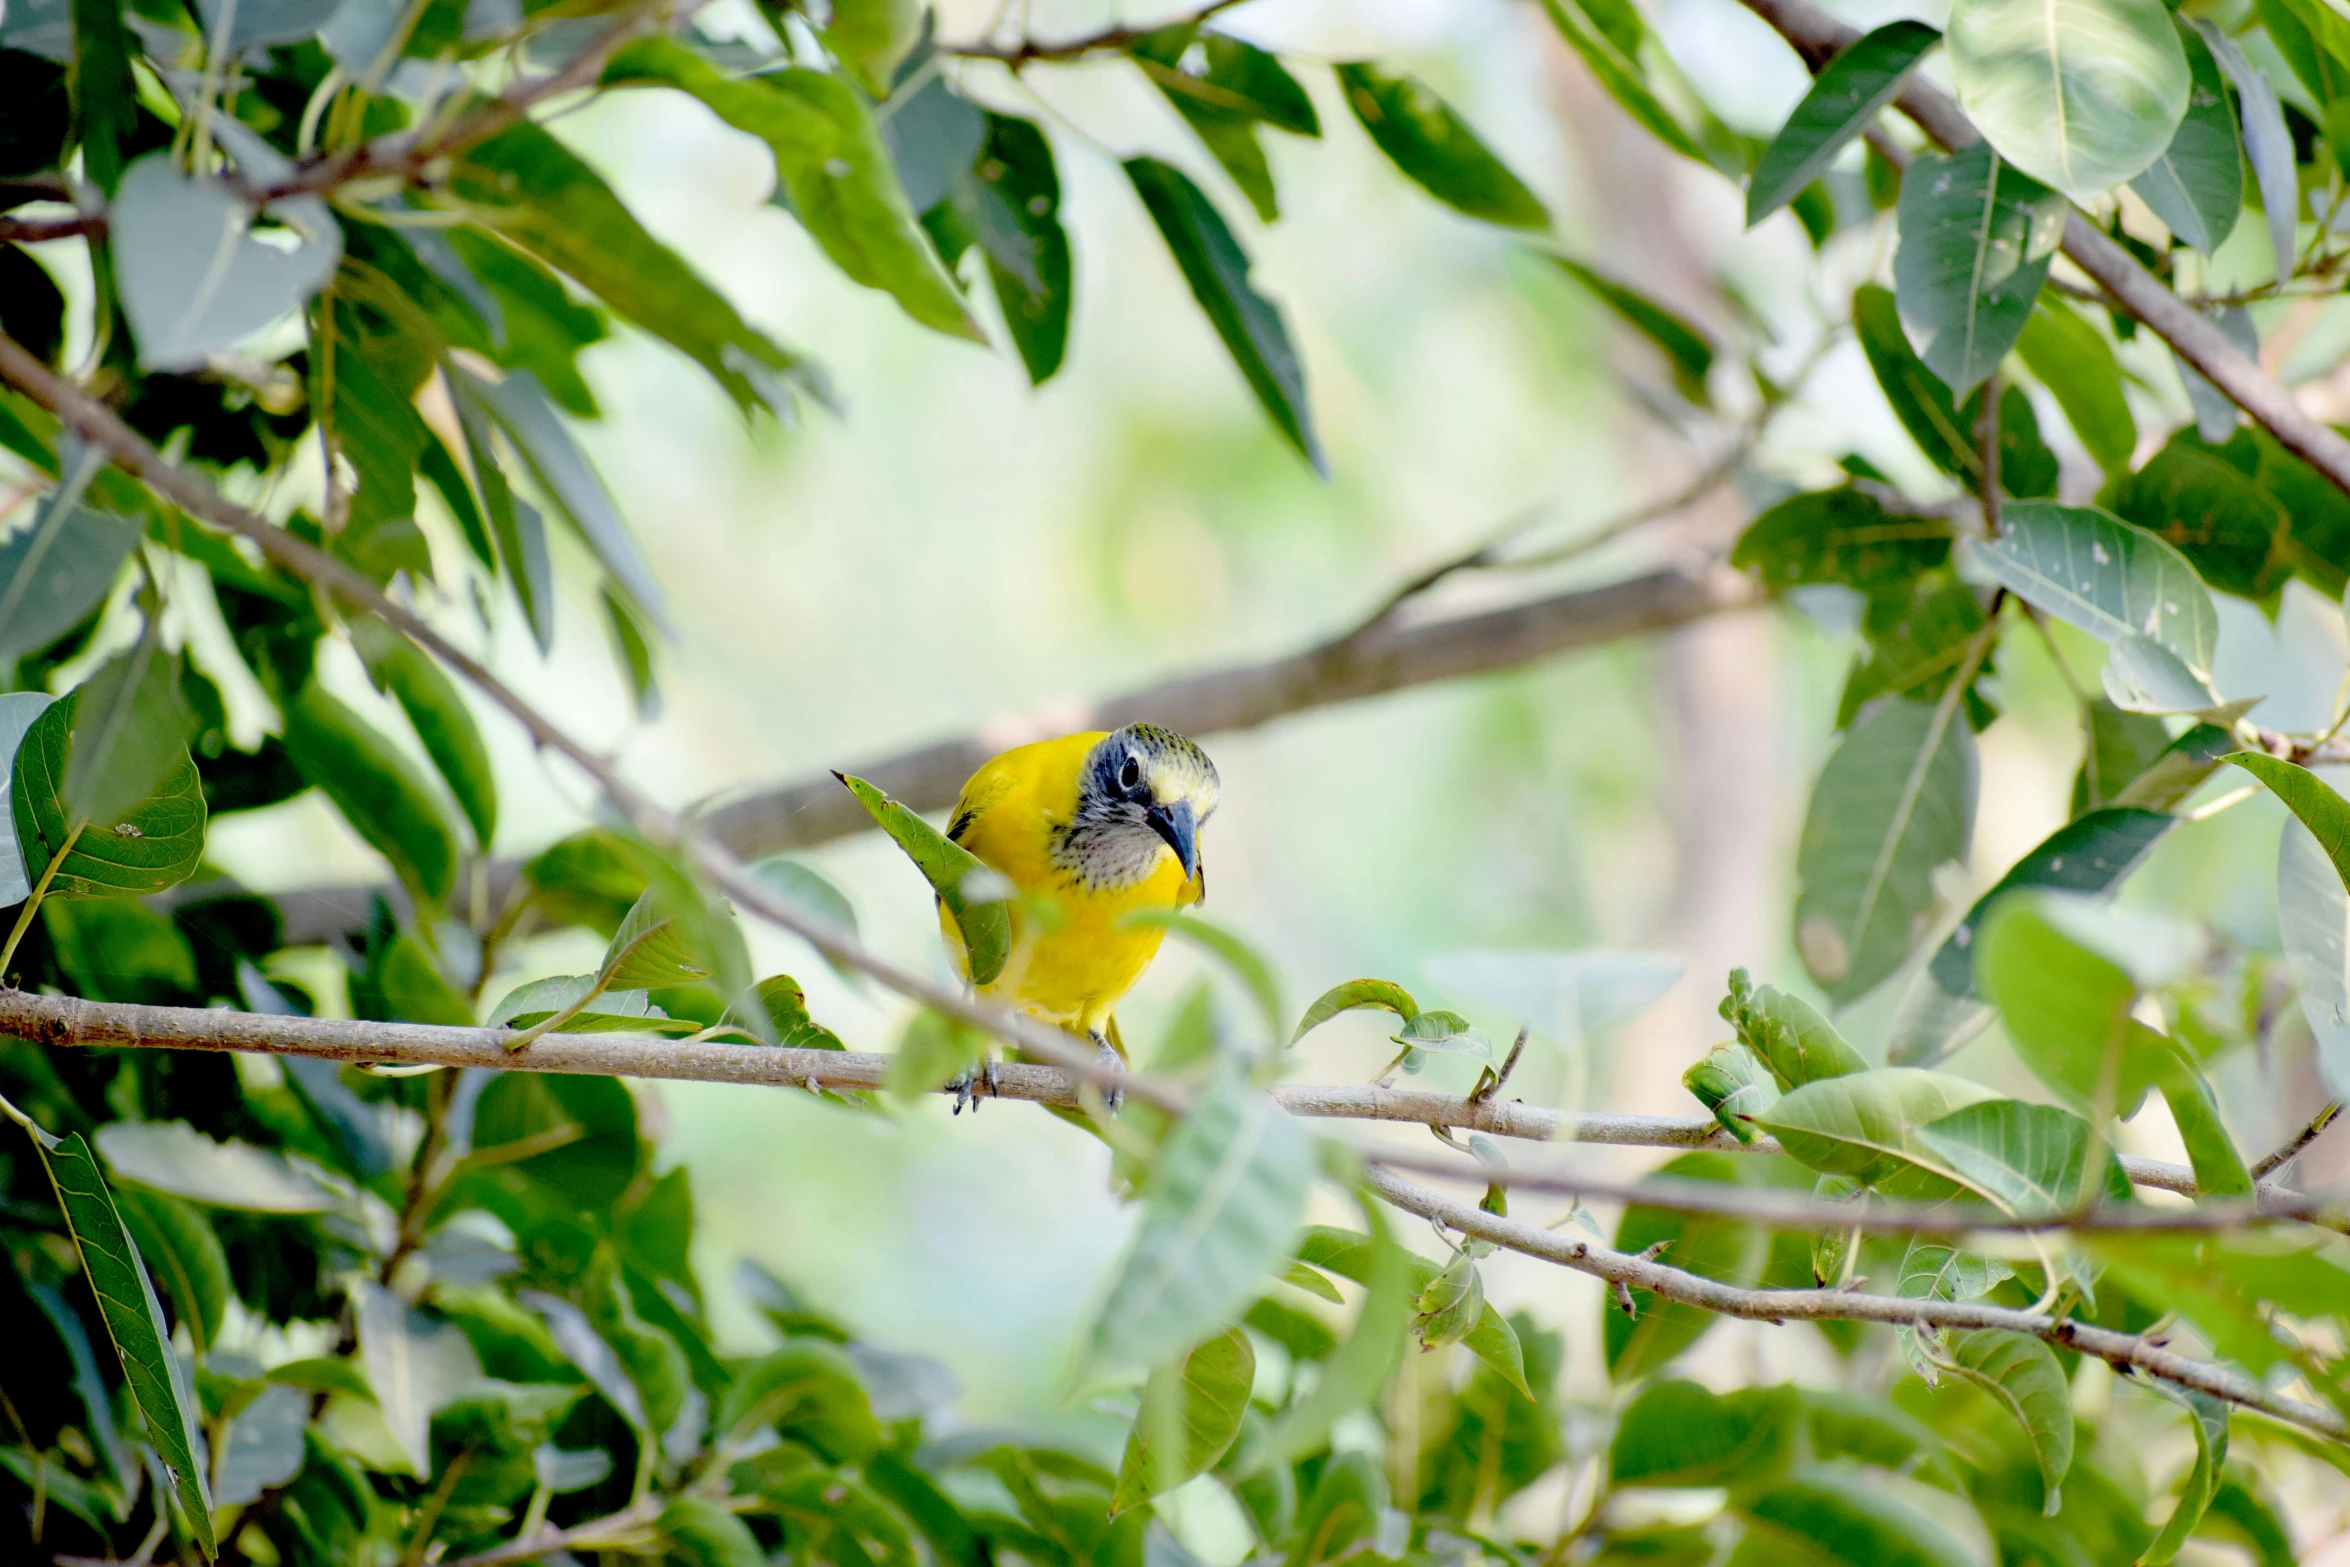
(0, 691, 52, 904)
(600, 886, 717, 991)
(281, 682, 457, 908)
(1292, 978, 1418, 1043)
(1336, 62, 1547, 228)
(2, 1106, 215, 1556)
(2144, 1388, 2231, 1564)
(1112, 1327, 1254, 1513)
(1125, 157, 1322, 471)
(62, 637, 197, 835)
(2014, 301, 2136, 475)
(1940, 1329, 2073, 1514)
(960, 113, 1072, 384)
(2229, 753, 2350, 898)
(0, 454, 139, 660)
(12, 689, 206, 896)
(1893, 142, 2065, 394)
(1976, 893, 2178, 1114)
(839, 771, 1010, 986)
(1747, 21, 1941, 225)
(1947, 0, 2190, 200)
(1755, 1069, 1998, 1196)
(1536, 0, 1706, 163)
(1972, 501, 2218, 681)
(2197, 23, 2294, 286)
(2129, 20, 2242, 255)
(352, 621, 497, 848)
(1549, 256, 1714, 405)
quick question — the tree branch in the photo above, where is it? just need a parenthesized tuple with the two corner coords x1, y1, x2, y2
(1734, 0, 2350, 503)
(2254, 1100, 2342, 1179)
(6, 989, 2317, 1225)
(442, 1496, 664, 1567)
(0, 332, 1161, 1110)
(1364, 1167, 2350, 1441)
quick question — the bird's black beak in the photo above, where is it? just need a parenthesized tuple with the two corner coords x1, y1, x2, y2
(1145, 799, 1200, 881)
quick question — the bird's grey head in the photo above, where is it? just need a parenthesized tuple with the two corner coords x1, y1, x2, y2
(1058, 724, 1221, 890)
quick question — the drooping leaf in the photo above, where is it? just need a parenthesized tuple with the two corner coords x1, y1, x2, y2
(451, 123, 812, 416)
(1975, 893, 2179, 1115)
(839, 772, 1010, 987)
(2143, 1388, 2231, 1564)
(281, 681, 457, 908)
(1548, 256, 1714, 405)
(661, 1496, 768, 1567)
(1938, 1330, 2073, 1514)
(2129, 19, 2242, 255)
(1890, 805, 2173, 1064)
(958, 113, 1072, 384)
(1892, 142, 2065, 395)
(2014, 301, 2135, 475)
(1087, 1069, 1314, 1374)
(60, 636, 197, 839)
(67, 0, 136, 193)
(111, 155, 342, 370)
(112, 1187, 227, 1351)
(1911, 1098, 2092, 1215)
(2, 1105, 215, 1556)
(1755, 1068, 1997, 1196)
(1947, 0, 2191, 201)
(2157, 1047, 2254, 1198)
(1793, 696, 1979, 1004)
(1535, 0, 1707, 164)
(1336, 62, 1548, 228)
(1126, 157, 1322, 471)
(2229, 753, 2350, 898)
(12, 689, 207, 897)
(1747, 21, 1941, 225)
(2109, 435, 2293, 600)
(0, 691, 52, 904)
(1291, 978, 1418, 1043)
(351, 621, 498, 849)
(2196, 22, 2295, 286)
(2277, 816, 2350, 1099)
(1838, 580, 1993, 725)
(1112, 1327, 1254, 1513)
(1133, 27, 1312, 223)
(603, 39, 977, 341)
(1896, 1236, 2017, 1383)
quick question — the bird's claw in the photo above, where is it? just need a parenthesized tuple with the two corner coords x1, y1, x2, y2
(948, 1060, 1002, 1115)
(1092, 1034, 1125, 1115)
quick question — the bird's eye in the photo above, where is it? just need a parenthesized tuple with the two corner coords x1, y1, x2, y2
(1119, 757, 1142, 791)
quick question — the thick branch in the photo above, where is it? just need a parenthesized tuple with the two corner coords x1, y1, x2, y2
(8, 991, 2310, 1225)
(0, 333, 1159, 1108)
(1735, 0, 2350, 502)
(1366, 1168, 2349, 1441)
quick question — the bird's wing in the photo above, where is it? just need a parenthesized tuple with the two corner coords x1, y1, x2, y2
(946, 756, 1020, 846)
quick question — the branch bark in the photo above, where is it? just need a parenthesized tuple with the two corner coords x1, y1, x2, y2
(1365, 1167, 2349, 1441)
(1735, 0, 2350, 503)
(941, 0, 1251, 65)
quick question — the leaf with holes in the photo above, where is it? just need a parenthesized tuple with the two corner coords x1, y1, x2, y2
(1892, 142, 2065, 394)
(1973, 501, 2217, 686)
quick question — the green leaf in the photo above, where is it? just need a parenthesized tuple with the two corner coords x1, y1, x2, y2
(600, 886, 718, 992)
(1896, 1236, 2016, 1381)
(888, 1006, 986, 1100)
(1, 1104, 214, 1556)
(1548, 256, 1714, 405)
(1939, 1330, 2074, 1513)
(1838, 580, 1994, 727)
(487, 976, 695, 1035)
(1947, 0, 2190, 201)
(2144, 1388, 2231, 1563)
(210, 1382, 307, 1507)
(0, 693, 51, 904)
(2109, 435, 2293, 600)
(1535, 0, 1706, 164)
(1731, 486, 1950, 595)
(1295, 1222, 1526, 1397)
(1611, 1380, 1799, 1488)
(603, 39, 977, 341)
(2229, 753, 2350, 903)
(1411, 1250, 1485, 1349)
(451, 123, 812, 416)
(452, 365, 667, 630)
(113, 1186, 227, 1355)
(1854, 282, 2004, 484)
(1911, 1098, 2092, 1215)
(450, 389, 554, 651)
(281, 681, 457, 909)
(823, 0, 919, 95)
(62, 637, 197, 837)
(2199, 22, 2295, 286)
(1747, 21, 1941, 225)
(1974, 500, 2219, 705)
(1125, 157, 1322, 471)
(1738, 1463, 1984, 1567)
(0, 454, 139, 661)
(2129, 19, 2242, 255)
(2277, 816, 2350, 1100)
(959, 113, 1071, 384)
(2073, 699, 2173, 814)
(95, 1120, 338, 1212)
(1336, 62, 1547, 228)
(1286, 1449, 1385, 1567)
(353, 926, 475, 1028)
(838, 771, 1010, 987)
(1892, 142, 2065, 394)
(352, 622, 497, 849)
(68, 0, 136, 193)
(1891, 804, 2173, 1064)
(602, 585, 660, 721)
(1756, 1069, 1998, 1196)
(470, 1071, 640, 1209)
(111, 156, 341, 371)
(2014, 301, 2135, 475)
(1132, 28, 1305, 223)
(1087, 1068, 1314, 1374)
(1292, 977, 1418, 1043)
(1794, 696, 1979, 1004)
(717, 1339, 881, 1461)
(1719, 968, 1868, 1088)
(2116, 720, 2235, 811)
(2157, 1048, 2253, 1197)
(356, 1279, 483, 1476)
(1976, 893, 2176, 1114)
(1123, 909, 1285, 1042)
(1111, 1327, 1254, 1514)
(662, 1496, 768, 1567)
(1683, 1042, 1780, 1142)
(11, 690, 206, 897)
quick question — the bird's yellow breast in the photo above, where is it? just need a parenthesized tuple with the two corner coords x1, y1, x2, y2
(940, 733, 1199, 1035)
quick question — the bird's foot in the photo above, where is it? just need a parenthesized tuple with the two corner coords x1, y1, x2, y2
(948, 1059, 1002, 1114)
(1090, 1032, 1125, 1115)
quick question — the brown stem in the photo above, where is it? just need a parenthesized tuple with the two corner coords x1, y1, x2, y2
(942, 0, 1252, 65)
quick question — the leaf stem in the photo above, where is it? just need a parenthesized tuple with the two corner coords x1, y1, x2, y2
(0, 825, 81, 977)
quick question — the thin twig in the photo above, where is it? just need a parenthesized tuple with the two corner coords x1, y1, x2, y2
(440, 1496, 665, 1567)
(1365, 1167, 2349, 1441)
(1975, 368, 2001, 538)
(942, 0, 1250, 65)
(2254, 1101, 2342, 1180)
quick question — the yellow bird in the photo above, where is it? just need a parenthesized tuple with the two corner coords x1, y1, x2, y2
(940, 723, 1220, 1106)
